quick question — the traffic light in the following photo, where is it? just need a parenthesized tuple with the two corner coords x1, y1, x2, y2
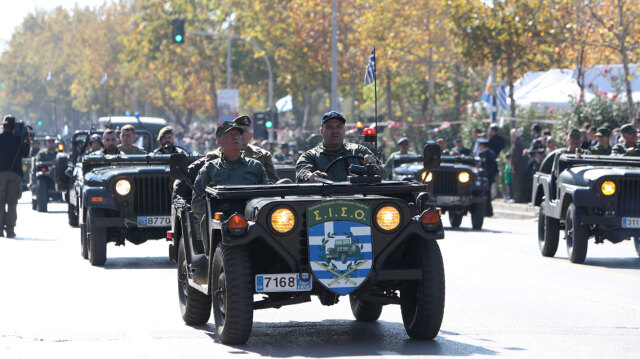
(172, 19, 185, 44)
(253, 112, 267, 140)
(37, 120, 43, 126)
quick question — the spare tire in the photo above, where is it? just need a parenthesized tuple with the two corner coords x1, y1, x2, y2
(55, 154, 70, 192)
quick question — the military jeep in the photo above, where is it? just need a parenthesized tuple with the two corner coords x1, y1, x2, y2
(29, 140, 66, 212)
(392, 155, 487, 229)
(168, 144, 445, 345)
(533, 154, 640, 263)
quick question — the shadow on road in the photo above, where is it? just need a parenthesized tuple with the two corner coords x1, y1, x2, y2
(195, 320, 500, 357)
(104, 256, 175, 270)
(583, 257, 640, 269)
(444, 227, 510, 234)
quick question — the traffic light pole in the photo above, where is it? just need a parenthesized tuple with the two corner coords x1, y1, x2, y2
(187, 30, 273, 131)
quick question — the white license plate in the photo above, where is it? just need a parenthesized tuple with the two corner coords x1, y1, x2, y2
(437, 195, 460, 203)
(137, 216, 171, 227)
(255, 273, 312, 293)
(621, 217, 640, 228)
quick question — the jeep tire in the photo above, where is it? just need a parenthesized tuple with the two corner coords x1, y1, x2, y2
(31, 199, 37, 210)
(37, 180, 48, 212)
(448, 211, 462, 228)
(178, 238, 211, 325)
(212, 243, 253, 345)
(349, 294, 382, 322)
(68, 201, 79, 227)
(633, 237, 640, 258)
(80, 221, 88, 259)
(87, 209, 107, 266)
(538, 204, 559, 257)
(471, 203, 485, 230)
(566, 203, 588, 264)
(400, 240, 445, 340)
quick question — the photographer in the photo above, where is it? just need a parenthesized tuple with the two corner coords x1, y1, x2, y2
(0, 115, 31, 238)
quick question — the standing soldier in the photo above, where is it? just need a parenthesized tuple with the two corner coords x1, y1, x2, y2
(0, 115, 30, 237)
(36, 137, 58, 162)
(207, 115, 279, 183)
(384, 137, 416, 179)
(154, 126, 187, 154)
(296, 111, 385, 182)
(450, 136, 472, 156)
(477, 139, 497, 216)
(437, 138, 450, 156)
(590, 127, 612, 155)
(611, 124, 639, 157)
(117, 125, 147, 154)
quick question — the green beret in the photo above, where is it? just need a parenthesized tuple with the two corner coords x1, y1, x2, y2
(157, 126, 173, 141)
(620, 123, 637, 134)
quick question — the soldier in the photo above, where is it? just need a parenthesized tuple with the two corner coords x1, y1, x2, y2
(0, 115, 30, 237)
(296, 111, 385, 182)
(611, 124, 639, 157)
(477, 138, 497, 216)
(89, 134, 102, 152)
(117, 124, 146, 154)
(36, 137, 58, 162)
(207, 115, 279, 183)
(29, 140, 41, 157)
(192, 121, 268, 222)
(590, 127, 612, 155)
(450, 136, 472, 156)
(437, 138, 449, 156)
(91, 129, 122, 155)
(540, 128, 587, 175)
(154, 126, 187, 154)
(384, 137, 416, 179)
(273, 143, 295, 164)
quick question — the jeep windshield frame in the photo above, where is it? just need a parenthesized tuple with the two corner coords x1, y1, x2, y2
(558, 154, 640, 173)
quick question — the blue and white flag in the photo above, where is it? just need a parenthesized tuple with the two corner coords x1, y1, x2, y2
(481, 73, 493, 105)
(99, 72, 108, 85)
(61, 124, 69, 137)
(364, 48, 376, 87)
(45, 71, 52, 82)
(275, 94, 293, 112)
(497, 82, 508, 110)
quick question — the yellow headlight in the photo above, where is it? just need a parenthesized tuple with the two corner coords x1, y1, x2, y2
(270, 207, 295, 233)
(601, 181, 616, 196)
(422, 171, 433, 182)
(458, 171, 470, 183)
(376, 205, 401, 232)
(115, 179, 131, 196)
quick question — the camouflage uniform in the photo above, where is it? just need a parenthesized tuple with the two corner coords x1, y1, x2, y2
(296, 142, 386, 182)
(589, 144, 612, 155)
(611, 142, 640, 156)
(117, 144, 147, 155)
(192, 156, 268, 220)
(207, 144, 279, 183)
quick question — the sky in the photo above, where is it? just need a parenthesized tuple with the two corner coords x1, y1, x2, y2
(0, 0, 106, 50)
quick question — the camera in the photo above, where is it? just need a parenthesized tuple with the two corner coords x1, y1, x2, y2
(12, 121, 34, 141)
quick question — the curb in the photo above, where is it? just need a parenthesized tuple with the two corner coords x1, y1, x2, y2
(490, 200, 538, 220)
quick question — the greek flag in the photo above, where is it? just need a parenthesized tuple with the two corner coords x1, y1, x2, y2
(275, 94, 293, 112)
(364, 48, 376, 87)
(45, 71, 52, 81)
(99, 72, 108, 85)
(497, 82, 508, 109)
(481, 73, 493, 104)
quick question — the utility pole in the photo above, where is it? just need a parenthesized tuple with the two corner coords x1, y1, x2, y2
(330, 0, 340, 111)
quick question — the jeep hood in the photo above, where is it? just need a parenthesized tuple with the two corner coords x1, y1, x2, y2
(85, 164, 170, 186)
(566, 166, 640, 184)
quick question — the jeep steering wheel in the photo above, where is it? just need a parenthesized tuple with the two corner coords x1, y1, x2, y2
(153, 145, 191, 155)
(323, 155, 363, 174)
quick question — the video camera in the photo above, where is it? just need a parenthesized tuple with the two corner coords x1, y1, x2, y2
(12, 121, 34, 142)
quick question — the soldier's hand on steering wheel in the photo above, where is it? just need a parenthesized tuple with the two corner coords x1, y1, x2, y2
(360, 154, 376, 165)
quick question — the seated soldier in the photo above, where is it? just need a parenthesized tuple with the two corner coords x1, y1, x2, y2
(91, 129, 123, 156)
(117, 124, 146, 154)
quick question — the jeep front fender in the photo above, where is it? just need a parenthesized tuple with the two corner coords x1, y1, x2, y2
(82, 187, 118, 211)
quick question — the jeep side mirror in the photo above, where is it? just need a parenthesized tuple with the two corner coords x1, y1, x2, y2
(169, 153, 188, 181)
(423, 144, 441, 170)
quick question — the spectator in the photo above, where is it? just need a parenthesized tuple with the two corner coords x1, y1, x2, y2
(437, 138, 449, 155)
(487, 124, 506, 155)
(451, 136, 472, 156)
(478, 138, 497, 216)
(545, 136, 557, 154)
(509, 129, 528, 203)
(529, 124, 543, 152)
(472, 128, 483, 156)
(503, 153, 512, 202)
(586, 126, 597, 148)
(427, 129, 437, 143)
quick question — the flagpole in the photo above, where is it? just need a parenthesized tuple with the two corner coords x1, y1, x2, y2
(51, 73, 59, 135)
(373, 46, 378, 159)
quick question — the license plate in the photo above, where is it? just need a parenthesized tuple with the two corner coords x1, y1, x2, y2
(621, 217, 640, 228)
(255, 273, 312, 293)
(437, 195, 460, 204)
(137, 216, 171, 227)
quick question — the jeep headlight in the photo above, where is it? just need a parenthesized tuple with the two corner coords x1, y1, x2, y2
(601, 181, 616, 196)
(376, 205, 401, 232)
(270, 207, 295, 234)
(421, 171, 433, 182)
(458, 171, 470, 183)
(115, 179, 132, 196)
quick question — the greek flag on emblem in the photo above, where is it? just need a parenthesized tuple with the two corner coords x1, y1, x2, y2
(307, 200, 373, 295)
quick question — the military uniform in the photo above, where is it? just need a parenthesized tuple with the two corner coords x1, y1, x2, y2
(192, 156, 268, 220)
(35, 150, 57, 162)
(384, 151, 416, 179)
(90, 148, 124, 156)
(590, 144, 612, 155)
(611, 142, 640, 156)
(207, 144, 279, 183)
(274, 151, 294, 164)
(296, 142, 386, 182)
(117, 144, 147, 155)
(154, 145, 188, 155)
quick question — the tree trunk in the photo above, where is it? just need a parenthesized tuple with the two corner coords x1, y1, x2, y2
(617, 0, 634, 121)
(386, 69, 393, 122)
(427, 47, 435, 123)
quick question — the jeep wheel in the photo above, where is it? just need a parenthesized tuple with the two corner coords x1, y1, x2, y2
(538, 205, 559, 257)
(565, 203, 588, 264)
(448, 212, 462, 228)
(37, 181, 48, 212)
(349, 294, 382, 322)
(178, 239, 211, 325)
(31, 199, 37, 210)
(471, 203, 485, 230)
(633, 237, 640, 258)
(400, 240, 445, 340)
(68, 202, 78, 227)
(212, 244, 253, 345)
(340, 252, 348, 264)
(80, 222, 88, 259)
(87, 210, 107, 266)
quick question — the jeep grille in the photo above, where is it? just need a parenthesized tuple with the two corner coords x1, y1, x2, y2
(133, 175, 171, 215)
(430, 169, 458, 195)
(617, 179, 640, 217)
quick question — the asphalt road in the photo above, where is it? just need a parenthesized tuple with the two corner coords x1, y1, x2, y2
(1, 195, 639, 359)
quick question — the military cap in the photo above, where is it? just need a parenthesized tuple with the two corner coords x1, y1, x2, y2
(453, 136, 463, 142)
(321, 111, 346, 125)
(397, 137, 409, 145)
(215, 121, 244, 139)
(477, 138, 489, 145)
(90, 134, 102, 142)
(620, 123, 637, 134)
(281, 142, 289, 149)
(595, 127, 611, 137)
(568, 128, 581, 136)
(157, 126, 173, 141)
(44, 136, 55, 142)
(233, 115, 252, 127)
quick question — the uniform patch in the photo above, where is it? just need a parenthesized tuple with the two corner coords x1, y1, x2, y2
(307, 200, 372, 295)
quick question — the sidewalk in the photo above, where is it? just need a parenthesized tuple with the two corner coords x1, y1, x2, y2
(491, 199, 538, 220)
